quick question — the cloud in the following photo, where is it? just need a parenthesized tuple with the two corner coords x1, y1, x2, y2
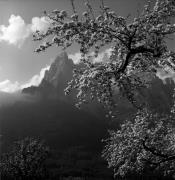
(0, 15, 31, 47)
(156, 68, 175, 83)
(69, 52, 82, 64)
(31, 16, 50, 33)
(0, 80, 21, 93)
(0, 65, 50, 93)
(0, 15, 50, 47)
(69, 48, 112, 64)
(92, 48, 112, 63)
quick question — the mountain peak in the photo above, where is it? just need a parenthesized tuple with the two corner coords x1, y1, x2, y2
(42, 51, 74, 86)
(22, 52, 75, 98)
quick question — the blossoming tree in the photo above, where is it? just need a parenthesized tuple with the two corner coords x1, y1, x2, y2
(33, 0, 175, 178)
(102, 107, 175, 178)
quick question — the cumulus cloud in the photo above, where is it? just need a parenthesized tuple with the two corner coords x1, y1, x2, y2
(0, 15, 31, 47)
(69, 48, 112, 64)
(0, 65, 50, 93)
(0, 15, 50, 47)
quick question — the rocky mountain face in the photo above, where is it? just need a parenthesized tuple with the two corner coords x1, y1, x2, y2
(22, 52, 75, 101)
(43, 52, 74, 87)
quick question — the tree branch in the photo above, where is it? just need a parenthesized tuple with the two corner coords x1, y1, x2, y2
(142, 139, 169, 158)
(70, 0, 77, 14)
(100, 0, 104, 9)
(131, 46, 154, 55)
(86, 0, 95, 20)
(117, 46, 156, 74)
(117, 51, 132, 74)
(142, 139, 175, 166)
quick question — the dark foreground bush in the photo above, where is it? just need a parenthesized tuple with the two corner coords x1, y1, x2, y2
(0, 137, 49, 179)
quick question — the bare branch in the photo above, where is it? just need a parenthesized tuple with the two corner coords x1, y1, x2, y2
(100, 0, 104, 9)
(85, 0, 95, 20)
(70, 0, 77, 14)
(142, 138, 175, 166)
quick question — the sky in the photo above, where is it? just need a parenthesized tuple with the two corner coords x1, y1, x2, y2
(0, 0, 174, 93)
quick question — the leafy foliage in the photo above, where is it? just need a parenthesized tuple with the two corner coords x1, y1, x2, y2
(0, 137, 49, 179)
(34, 0, 175, 112)
(102, 108, 175, 178)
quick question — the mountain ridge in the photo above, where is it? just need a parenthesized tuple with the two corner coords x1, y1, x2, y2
(22, 51, 175, 113)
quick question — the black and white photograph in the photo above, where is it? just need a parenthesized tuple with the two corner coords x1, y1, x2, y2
(0, 0, 175, 179)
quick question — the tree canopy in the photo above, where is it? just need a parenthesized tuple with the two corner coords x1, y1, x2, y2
(34, 0, 175, 111)
(102, 108, 175, 178)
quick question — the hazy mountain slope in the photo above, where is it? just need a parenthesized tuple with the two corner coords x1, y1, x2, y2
(0, 99, 109, 152)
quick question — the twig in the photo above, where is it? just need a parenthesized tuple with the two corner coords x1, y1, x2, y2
(70, 0, 77, 14)
(85, 0, 95, 20)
